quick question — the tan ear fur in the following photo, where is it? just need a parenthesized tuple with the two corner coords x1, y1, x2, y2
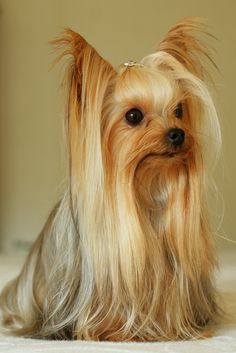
(159, 18, 217, 80)
(51, 29, 116, 184)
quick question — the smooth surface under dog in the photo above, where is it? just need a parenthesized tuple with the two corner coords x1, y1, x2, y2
(0, 18, 222, 341)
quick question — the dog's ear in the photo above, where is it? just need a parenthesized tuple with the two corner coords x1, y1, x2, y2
(52, 28, 115, 105)
(52, 29, 116, 183)
(159, 18, 217, 80)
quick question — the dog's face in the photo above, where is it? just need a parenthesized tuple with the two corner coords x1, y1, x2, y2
(102, 54, 217, 210)
(106, 63, 194, 172)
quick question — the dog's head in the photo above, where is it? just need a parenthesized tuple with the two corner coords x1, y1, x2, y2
(53, 19, 220, 205)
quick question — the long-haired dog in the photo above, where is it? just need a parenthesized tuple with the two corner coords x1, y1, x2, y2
(0, 18, 222, 341)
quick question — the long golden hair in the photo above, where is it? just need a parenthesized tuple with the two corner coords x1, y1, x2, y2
(0, 18, 222, 341)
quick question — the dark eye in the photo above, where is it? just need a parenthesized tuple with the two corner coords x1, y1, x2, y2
(125, 108, 144, 126)
(174, 103, 183, 119)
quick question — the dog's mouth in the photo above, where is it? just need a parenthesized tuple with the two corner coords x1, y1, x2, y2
(138, 151, 177, 164)
(154, 151, 177, 158)
(135, 148, 190, 170)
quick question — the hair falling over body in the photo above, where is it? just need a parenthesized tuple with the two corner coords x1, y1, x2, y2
(0, 18, 222, 341)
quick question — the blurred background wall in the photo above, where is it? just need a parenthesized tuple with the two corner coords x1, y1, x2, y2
(0, 0, 235, 253)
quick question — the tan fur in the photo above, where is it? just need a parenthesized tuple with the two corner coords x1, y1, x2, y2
(0, 18, 222, 341)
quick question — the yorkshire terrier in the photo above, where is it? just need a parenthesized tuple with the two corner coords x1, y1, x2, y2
(0, 18, 221, 341)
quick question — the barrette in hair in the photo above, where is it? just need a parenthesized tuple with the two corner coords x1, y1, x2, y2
(123, 60, 144, 68)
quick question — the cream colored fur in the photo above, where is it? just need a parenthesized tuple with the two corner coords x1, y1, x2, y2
(0, 18, 222, 341)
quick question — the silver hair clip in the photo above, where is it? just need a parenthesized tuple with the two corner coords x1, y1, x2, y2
(123, 60, 144, 68)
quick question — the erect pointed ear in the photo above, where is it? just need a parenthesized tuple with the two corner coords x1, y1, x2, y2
(158, 18, 217, 80)
(51, 29, 116, 184)
(51, 28, 116, 125)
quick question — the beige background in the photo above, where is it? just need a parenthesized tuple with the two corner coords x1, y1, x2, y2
(0, 0, 235, 252)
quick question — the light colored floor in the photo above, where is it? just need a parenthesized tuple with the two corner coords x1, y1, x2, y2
(0, 250, 235, 353)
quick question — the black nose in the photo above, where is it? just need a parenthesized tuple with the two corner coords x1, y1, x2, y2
(166, 128, 185, 146)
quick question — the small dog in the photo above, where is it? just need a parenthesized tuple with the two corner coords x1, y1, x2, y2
(0, 18, 221, 341)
